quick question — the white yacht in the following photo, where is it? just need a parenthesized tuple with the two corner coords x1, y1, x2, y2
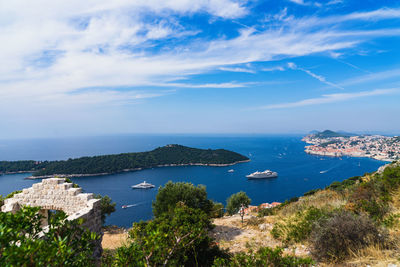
(131, 181, 155, 189)
(228, 169, 234, 173)
(246, 170, 278, 179)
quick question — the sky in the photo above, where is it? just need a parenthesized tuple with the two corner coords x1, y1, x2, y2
(1, 0, 400, 138)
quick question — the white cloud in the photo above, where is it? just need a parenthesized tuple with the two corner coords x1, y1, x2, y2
(289, 0, 307, 5)
(219, 66, 255, 73)
(287, 62, 344, 89)
(261, 66, 285, 72)
(1, 3, 400, 113)
(340, 68, 400, 86)
(260, 89, 398, 109)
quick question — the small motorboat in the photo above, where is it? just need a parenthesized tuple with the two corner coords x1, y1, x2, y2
(228, 169, 234, 173)
(131, 181, 155, 189)
(122, 205, 128, 209)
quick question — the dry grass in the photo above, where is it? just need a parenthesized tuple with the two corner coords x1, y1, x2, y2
(277, 189, 346, 217)
(102, 226, 129, 250)
(346, 245, 400, 266)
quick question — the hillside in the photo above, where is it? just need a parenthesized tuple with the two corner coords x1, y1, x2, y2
(0, 145, 249, 177)
(210, 161, 400, 265)
(313, 129, 352, 138)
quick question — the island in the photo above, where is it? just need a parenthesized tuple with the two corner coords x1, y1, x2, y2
(0, 144, 250, 178)
(302, 130, 400, 161)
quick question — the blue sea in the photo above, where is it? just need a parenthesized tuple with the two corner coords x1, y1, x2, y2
(0, 135, 386, 227)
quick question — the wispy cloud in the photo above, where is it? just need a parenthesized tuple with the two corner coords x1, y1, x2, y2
(219, 65, 256, 73)
(340, 68, 400, 86)
(154, 82, 254, 88)
(260, 89, 398, 109)
(287, 62, 344, 89)
(1, 3, 400, 111)
(261, 66, 286, 72)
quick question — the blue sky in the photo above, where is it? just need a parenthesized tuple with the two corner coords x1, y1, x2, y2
(1, 0, 400, 138)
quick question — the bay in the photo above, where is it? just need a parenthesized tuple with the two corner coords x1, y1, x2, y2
(0, 134, 386, 227)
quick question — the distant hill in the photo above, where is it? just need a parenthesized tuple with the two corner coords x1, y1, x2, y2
(0, 145, 249, 177)
(313, 130, 352, 138)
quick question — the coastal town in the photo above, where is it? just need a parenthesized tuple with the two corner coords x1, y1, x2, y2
(303, 130, 400, 162)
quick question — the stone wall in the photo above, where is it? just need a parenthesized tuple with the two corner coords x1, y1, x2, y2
(1, 178, 103, 254)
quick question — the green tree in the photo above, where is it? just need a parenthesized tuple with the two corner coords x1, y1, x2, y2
(152, 181, 213, 218)
(94, 194, 116, 224)
(211, 201, 225, 218)
(0, 206, 99, 266)
(114, 203, 225, 266)
(226, 191, 251, 216)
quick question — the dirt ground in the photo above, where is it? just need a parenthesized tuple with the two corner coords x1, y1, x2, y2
(101, 215, 310, 257)
(102, 226, 129, 250)
(212, 214, 310, 256)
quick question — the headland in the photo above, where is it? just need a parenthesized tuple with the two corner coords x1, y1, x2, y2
(303, 130, 400, 162)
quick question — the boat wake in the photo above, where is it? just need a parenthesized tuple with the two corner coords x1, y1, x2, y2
(122, 202, 145, 209)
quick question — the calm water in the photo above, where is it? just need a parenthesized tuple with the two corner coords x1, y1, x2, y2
(0, 135, 386, 227)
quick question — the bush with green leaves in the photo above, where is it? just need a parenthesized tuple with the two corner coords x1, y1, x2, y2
(113, 203, 226, 266)
(271, 207, 329, 244)
(212, 246, 314, 267)
(93, 194, 116, 224)
(310, 210, 387, 262)
(152, 181, 214, 218)
(211, 201, 225, 218)
(226, 191, 251, 215)
(257, 207, 274, 217)
(0, 206, 99, 266)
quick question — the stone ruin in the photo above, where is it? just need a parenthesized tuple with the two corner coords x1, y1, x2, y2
(1, 178, 103, 255)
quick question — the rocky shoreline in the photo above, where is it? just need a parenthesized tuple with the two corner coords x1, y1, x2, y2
(25, 159, 251, 179)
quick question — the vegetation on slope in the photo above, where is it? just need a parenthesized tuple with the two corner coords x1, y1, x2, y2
(313, 129, 352, 138)
(0, 145, 249, 176)
(261, 162, 400, 264)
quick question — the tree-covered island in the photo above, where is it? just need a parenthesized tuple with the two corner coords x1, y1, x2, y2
(0, 144, 249, 178)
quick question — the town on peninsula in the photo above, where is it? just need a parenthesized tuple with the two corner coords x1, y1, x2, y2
(303, 130, 400, 162)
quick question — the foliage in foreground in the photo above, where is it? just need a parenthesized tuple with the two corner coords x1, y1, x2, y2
(0, 206, 99, 267)
(113, 203, 226, 266)
(213, 247, 314, 267)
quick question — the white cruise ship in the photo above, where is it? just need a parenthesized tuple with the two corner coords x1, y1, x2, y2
(131, 181, 155, 189)
(246, 170, 278, 179)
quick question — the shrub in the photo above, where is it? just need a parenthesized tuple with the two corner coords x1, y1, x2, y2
(310, 210, 387, 262)
(0, 206, 99, 266)
(348, 183, 389, 221)
(257, 207, 274, 217)
(93, 194, 116, 224)
(271, 207, 329, 243)
(211, 201, 225, 218)
(226, 191, 251, 216)
(303, 189, 320, 196)
(114, 203, 226, 266)
(326, 176, 362, 192)
(246, 216, 264, 227)
(212, 246, 314, 266)
(153, 181, 213, 217)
